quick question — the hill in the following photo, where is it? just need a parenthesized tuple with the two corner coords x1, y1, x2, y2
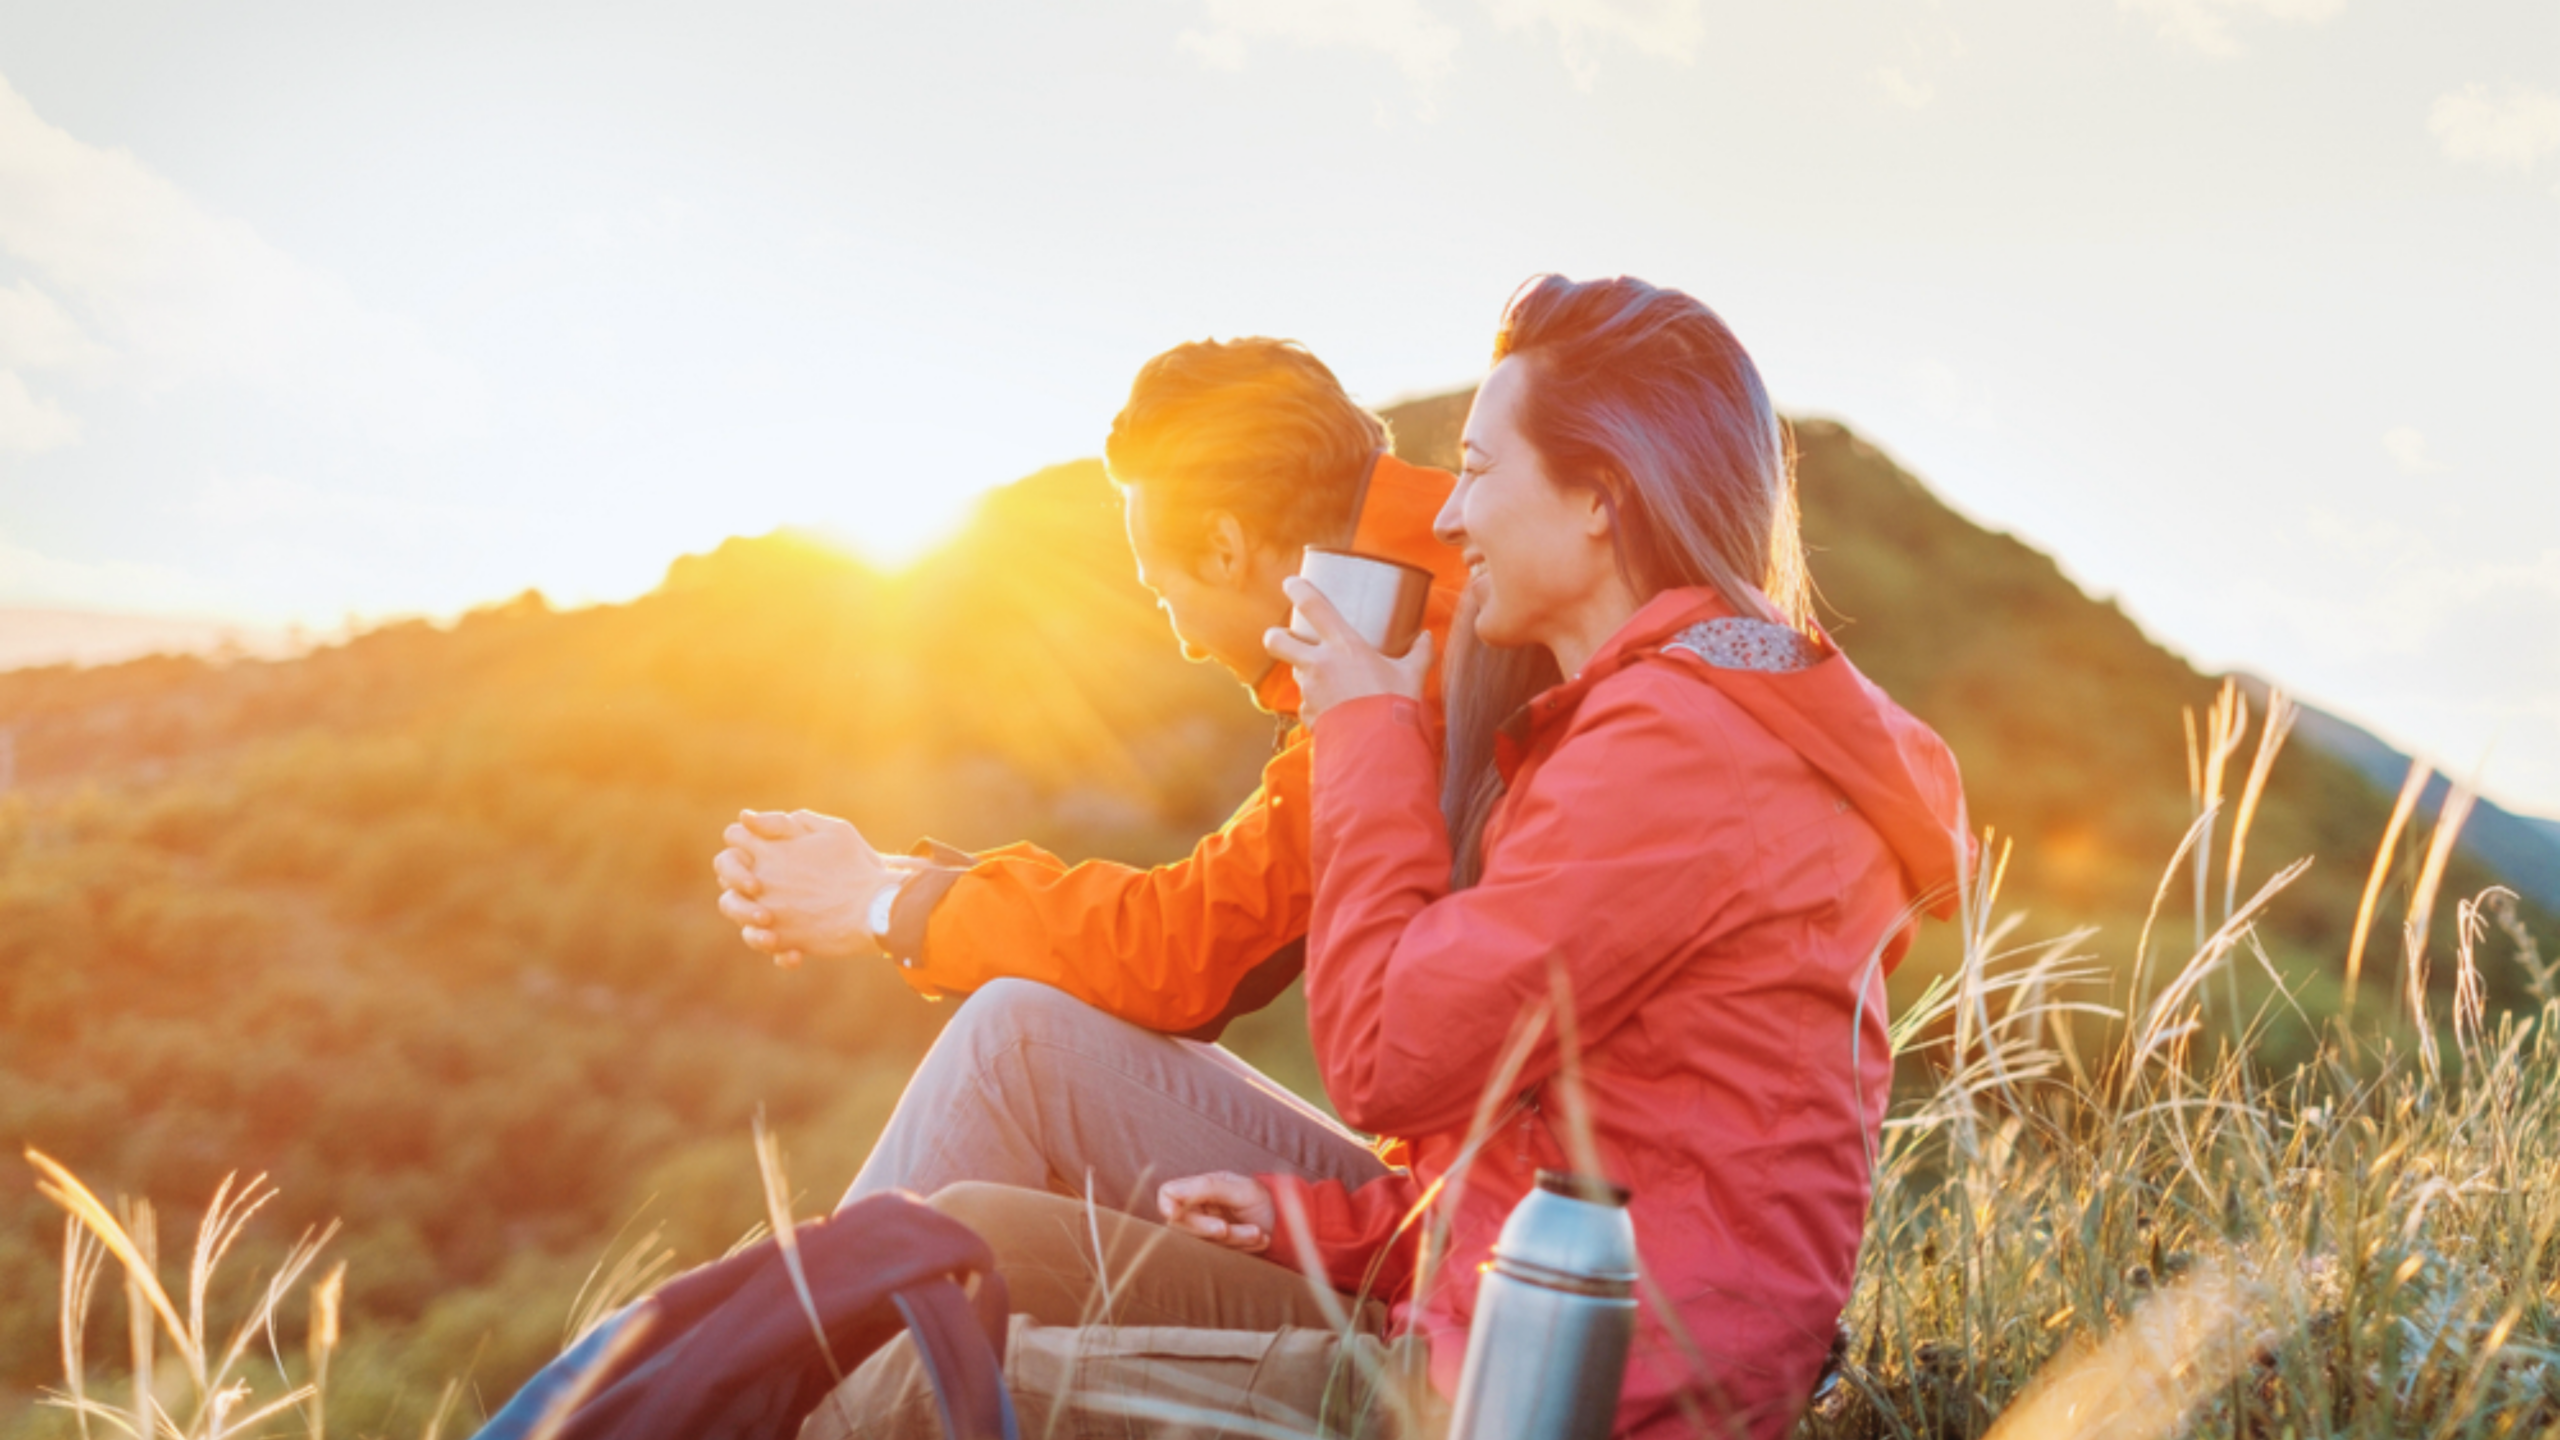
(1, 400, 2546, 1433)
(2233, 676, 2560, 914)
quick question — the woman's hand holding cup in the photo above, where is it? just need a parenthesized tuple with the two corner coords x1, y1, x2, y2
(1265, 575, 1431, 723)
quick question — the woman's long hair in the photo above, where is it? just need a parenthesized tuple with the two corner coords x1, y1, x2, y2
(1442, 275, 1810, 888)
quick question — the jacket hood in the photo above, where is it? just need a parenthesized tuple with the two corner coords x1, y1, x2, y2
(1254, 451, 1468, 717)
(1520, 587, 1972, 923)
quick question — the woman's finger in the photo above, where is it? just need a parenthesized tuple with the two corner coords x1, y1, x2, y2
(1390, 630, 1435, 687)
(1281, 576, 1367, 652)
(717, 888, 772, 928)
(1263, 625, 1321, 667)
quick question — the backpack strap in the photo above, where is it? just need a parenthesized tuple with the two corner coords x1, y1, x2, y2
(893, 1278, 1020, 1440)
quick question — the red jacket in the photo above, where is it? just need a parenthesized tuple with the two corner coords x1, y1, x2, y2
(1262, 586, 1968, 1439)
(884, 453, 1469, 1037)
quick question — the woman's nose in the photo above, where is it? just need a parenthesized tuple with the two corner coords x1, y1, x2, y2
(1431, 485, 1465, 546)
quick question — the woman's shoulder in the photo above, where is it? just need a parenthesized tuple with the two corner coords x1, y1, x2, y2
(1563, 643, 1797, 767)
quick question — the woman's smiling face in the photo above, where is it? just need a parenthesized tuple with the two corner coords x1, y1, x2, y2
(1436, 356, 1628, 670)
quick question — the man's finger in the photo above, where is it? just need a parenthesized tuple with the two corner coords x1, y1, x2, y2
(713, 848, 762, 896)
(739, 810, 800, 840)
(776, 949, 804, 970)
(740, 925, 782, 955)
(718, 888, 773, 928)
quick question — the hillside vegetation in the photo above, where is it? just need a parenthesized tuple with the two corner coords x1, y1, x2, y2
(1, 400, 2544, 1434)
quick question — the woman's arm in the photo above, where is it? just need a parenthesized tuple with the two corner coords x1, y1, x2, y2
(1305, 675, 1758, 1138)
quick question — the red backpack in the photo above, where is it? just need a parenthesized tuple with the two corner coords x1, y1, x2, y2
(471, 1192, 1016, 1440)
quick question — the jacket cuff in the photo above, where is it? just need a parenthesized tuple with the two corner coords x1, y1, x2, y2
(1256, 1172, 1313, 1274)
(886, 838, 976, 972)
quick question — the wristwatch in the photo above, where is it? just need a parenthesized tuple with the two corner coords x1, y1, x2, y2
(865, 872, 908, 958)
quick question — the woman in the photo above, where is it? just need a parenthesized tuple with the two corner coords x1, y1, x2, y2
(818, 276, 1967, 1439)
(1164, 274, 1969, 1438)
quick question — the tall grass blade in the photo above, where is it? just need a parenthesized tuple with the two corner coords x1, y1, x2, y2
(565, 1216, 674, 1348)
(305, 1261, 342, 1440)
(28, 1152, 194, 1365)
(2223, 689, 2294, 923)
(2346, 755, 2431, 1022)
(62, 1215, 105, 1440)
(750, 1110, 847, 1387)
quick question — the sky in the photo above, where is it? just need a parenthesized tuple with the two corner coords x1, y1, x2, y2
(0, 0, 2554, 811)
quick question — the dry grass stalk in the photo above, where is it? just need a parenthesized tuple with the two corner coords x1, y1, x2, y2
(564, 1215, 675, 1347)
(2345, 755, 2432, 1021)
(29, 1150, 334, 1440)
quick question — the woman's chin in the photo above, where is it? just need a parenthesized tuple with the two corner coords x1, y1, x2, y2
(1472, 609, 1529, 650)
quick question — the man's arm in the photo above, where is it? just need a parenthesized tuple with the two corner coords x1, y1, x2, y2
(895, 735, 1318, 1034)
(715, 737, 1317, 1036)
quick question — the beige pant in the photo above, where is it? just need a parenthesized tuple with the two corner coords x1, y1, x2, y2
(799, 1184, 1449, 1440)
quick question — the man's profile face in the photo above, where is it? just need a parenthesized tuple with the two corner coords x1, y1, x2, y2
(1122, 486, 1290, 685)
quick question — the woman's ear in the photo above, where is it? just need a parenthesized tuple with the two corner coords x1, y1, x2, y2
(1578, 476, 1620, 540)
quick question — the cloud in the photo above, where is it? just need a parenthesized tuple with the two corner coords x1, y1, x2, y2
(2117, 0, 2344, 59)
(0, 532, 200, 612)
(2429, 83, 2560, 174)
(2382, 426, 2448, 476)
(1877, 66, 1936, 109)
(0, 369, 78, 453)
(1485, 0, 1703, 85)
(1178, 0, 1461, 86)
(0, 278, 110, 372)
(0, 69, 483, 443)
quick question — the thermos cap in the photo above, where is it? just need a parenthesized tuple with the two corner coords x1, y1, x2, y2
(1490, 1171, 1639, 1293)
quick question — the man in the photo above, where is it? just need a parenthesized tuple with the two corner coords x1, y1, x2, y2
(712, 337, 1465, 1216)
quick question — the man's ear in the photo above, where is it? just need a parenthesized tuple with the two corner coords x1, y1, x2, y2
(1196, 511, 1254, 589)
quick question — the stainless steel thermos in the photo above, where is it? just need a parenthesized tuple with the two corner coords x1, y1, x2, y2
(1447, 1171, 1639, 1440)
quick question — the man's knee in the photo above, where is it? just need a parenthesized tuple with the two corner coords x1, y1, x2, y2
(945, 978, 1123, 1056)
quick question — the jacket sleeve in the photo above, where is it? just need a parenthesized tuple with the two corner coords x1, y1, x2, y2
(888, 735, 1317, 1034)
(1257, 1169, 1427, 1305)
(1303, 681, 1763, 1139)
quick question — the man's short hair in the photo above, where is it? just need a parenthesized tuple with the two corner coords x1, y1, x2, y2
(1105, 338, 1389, 562)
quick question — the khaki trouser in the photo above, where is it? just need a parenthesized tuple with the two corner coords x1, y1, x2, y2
(800, 1184, 1450, 1440)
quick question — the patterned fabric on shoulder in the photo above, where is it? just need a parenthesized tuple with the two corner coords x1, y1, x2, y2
(1662, 618, 1820, 674)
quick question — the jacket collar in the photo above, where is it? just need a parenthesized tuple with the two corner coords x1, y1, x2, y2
(1255, 451, 1464, 717)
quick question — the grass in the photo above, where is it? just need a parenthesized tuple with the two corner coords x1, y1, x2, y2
(21, 684, 2560, 1437)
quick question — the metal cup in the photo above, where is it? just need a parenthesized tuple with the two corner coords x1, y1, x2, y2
(1292, 547, 1433, 658)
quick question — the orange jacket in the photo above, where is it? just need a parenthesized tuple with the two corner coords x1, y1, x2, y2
(882, 453, 1466, 1038)
(1261, 586, 1969, 1438)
